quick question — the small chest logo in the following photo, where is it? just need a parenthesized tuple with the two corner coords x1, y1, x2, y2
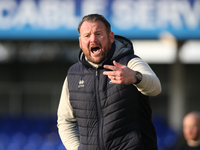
(78, 79, 85, 88)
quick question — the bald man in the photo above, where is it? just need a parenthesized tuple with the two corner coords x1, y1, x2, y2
(179, 111, 200, 150)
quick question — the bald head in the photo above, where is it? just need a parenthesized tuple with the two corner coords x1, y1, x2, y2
(183, 111, 200, 142)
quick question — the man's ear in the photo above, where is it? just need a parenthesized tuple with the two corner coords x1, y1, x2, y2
(109, 31, 115, 43)
(79, 37, 82, 48)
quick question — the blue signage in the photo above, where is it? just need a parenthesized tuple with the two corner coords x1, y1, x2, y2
(0, 0, 200, 40)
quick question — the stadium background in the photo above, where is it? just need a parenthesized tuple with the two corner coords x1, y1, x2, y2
(0, 0, 200, 149)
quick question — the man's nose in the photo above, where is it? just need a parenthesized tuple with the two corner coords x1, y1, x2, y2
(90, 34, 97, 42)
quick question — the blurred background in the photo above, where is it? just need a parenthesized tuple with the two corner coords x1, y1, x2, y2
(0, 0, 200, 149)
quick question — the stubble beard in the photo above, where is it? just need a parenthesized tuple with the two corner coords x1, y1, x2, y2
(87, 41, 112, 64)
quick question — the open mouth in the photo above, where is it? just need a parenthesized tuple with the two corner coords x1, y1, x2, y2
(91, 46, 101, 55)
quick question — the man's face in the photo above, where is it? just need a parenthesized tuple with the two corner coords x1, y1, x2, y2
(79, 20, 114, 64)
(183, 115, 200, 141)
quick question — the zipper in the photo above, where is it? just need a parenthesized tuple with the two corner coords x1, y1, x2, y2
(95, 69, 104, 150)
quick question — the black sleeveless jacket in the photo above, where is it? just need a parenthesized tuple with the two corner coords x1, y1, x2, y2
(67, 35, 157, 150)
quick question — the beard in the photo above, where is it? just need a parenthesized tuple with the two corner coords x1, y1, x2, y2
(85, 41, 112, 64)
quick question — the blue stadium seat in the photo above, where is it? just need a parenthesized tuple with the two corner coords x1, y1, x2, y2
(0, 143, 5, 150)
(0, 133, 10, 147)
(7, 143, 21, 150)
(57, 143, 66, 150)
(40, 142, 55, 150)
(11, 132, 27, 147)
(23, 143, 37, 150)
(0, 116, 63, 150)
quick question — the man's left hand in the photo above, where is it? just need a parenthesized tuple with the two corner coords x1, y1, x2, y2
(103, 60, 137, 85)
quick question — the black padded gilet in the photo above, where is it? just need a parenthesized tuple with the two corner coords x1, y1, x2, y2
(68, 53, 143, 150)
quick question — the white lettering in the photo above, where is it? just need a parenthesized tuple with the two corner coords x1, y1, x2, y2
(0, 0, 16, 29)
(136, 1, 155, 29)
(156, 1, 182, 29)
(39, 0, 62, 29)
(59, 0, 80, 29)
(12, 0, 39, 28)
(81, 0, 108, 16)
(112, 0, 200, 30)
(0, 0, 199, 39)
(179, 0, 200, 29)
(0, 0, 80, 29)
(111, 0, 135, 29)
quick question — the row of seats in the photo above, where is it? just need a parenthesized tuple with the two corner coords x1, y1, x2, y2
(0, 115, 65, 150)
(0, 115, 177, 150)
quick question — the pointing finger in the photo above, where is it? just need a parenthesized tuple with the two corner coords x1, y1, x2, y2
(103, 71, 116, 76)
(103, 64, 117, 71)
(113, 60, 124, 68)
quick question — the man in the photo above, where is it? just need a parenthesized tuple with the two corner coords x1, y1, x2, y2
(57, 14, 161, 150)
(179, 111, 200, 150)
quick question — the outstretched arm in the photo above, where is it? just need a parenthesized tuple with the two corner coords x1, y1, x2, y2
(103, 58, 161, 96)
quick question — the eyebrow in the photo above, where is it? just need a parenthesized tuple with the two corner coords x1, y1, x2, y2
(81, 29, 103, 35)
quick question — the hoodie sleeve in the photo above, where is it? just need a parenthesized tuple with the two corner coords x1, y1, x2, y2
(57, 77, 80, 150)
(127, 57, 162, 96)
